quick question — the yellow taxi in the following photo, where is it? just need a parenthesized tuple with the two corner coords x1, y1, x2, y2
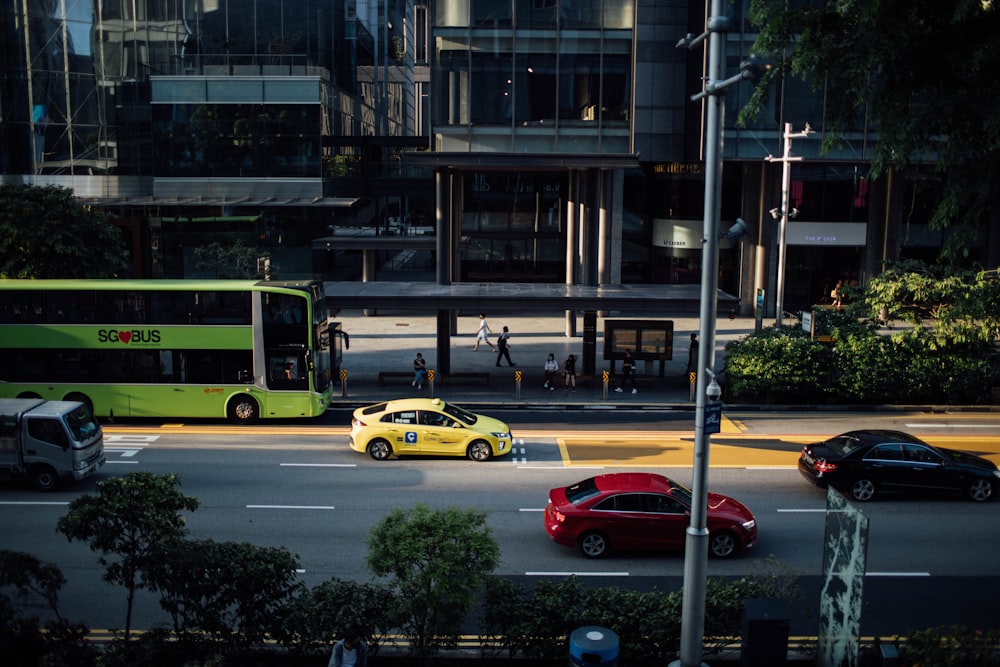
(349, 397, 513, 461)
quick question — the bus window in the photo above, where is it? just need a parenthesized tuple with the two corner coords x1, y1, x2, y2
(46, 291, 94, 323)
(5, 292, 44, 323)
(201, 292, 251, 324)
(149, 292, 198, 324)
(97, 291, 147, 323)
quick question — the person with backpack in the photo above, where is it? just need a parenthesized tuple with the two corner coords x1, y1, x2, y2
(495, 326, 516, 367)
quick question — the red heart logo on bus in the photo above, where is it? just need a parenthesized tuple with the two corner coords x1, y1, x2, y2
(119, 331, 132, 344)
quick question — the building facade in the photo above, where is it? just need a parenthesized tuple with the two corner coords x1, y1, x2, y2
(1, 0, 992, 316)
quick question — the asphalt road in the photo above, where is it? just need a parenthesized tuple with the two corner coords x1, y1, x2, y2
(2, 409, 999, 640)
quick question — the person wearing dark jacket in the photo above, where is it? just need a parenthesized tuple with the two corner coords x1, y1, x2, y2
(328, 627, 367, 667)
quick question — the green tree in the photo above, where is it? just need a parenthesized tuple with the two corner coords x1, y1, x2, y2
(56, 472, 200, 640)
(146, 538, 302, 650)
(863, 260, 1000, 347)
(0, 550, 97, 667)
(743, 0, 1000, 260)
(0, 183, 129, 278)
(194, 240, 276, 279)
(278, 578, 399, 656)
(366, 504, 500, 660)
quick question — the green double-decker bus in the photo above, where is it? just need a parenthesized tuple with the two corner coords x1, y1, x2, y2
(0, 280, 339, 424)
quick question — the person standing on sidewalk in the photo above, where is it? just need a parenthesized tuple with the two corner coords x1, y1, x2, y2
(563, 353, 577, 391)
(495, 326, 516, 367)
(473, 313, 496, 351)
(615, 349, 637, 394)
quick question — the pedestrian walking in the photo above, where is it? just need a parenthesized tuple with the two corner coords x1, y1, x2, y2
(495, 326, 516, 367)
(615, 349, 637, 394)
(473, 313, 495, 351)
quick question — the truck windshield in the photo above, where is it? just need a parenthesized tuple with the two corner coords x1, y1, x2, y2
(63, 405, 101, 444)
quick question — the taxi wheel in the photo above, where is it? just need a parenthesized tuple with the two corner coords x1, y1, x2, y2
(368, 439, 392, 460)
(467, 440, 492, 462)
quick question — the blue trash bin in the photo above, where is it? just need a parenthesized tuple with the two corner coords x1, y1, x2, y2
(569, 626, 619, 666)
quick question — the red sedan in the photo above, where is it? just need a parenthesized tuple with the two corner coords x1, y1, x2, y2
(544, 472, 757, 559)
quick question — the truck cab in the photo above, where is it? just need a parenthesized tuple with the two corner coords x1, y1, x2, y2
(0, 399, 105, 491)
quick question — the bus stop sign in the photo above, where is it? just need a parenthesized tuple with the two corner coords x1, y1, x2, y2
(705, 403, 722, 435)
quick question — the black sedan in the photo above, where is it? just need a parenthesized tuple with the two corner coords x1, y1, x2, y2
(798, 429, 1000, 502)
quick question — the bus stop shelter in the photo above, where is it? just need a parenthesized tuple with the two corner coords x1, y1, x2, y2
(323, 281, 738, 376)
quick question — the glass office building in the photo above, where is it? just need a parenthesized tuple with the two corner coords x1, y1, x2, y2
(2, 1, 989, 315)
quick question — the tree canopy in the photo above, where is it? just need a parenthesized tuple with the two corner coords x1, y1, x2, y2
(56, 472, 200, 639)
(0, 183, 129, 278)
(743, 0, 1000, 261)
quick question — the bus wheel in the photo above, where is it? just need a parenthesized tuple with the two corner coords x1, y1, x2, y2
(63, 392, 95, 414)
(228, 395, 260, 425)
(17, 392, 42, 400)
(30, 465, 59, 492)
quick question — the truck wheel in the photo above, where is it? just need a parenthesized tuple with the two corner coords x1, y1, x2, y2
(30, 465, 59, 492)
(227, 395, 260, 425)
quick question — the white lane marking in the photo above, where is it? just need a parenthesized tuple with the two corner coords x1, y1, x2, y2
(518, 465, 606, 470)
(106, 460, 139, 464)
(905, 423, 995, 428)
(519, 508, 545, 512)
(867, 572, 931, 577)
(777, 508, 826, 513)
(0, 501, 69, 506)
(280, 463, 357, 468)
(526, 571, 629, 577)
(511, 446, 527, 464)
(105, 448, 142, 457)
(246, 505, 336, 510)
(105, 435, 160, 443)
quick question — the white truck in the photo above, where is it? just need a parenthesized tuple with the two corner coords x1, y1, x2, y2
(0, 399, 105, 491)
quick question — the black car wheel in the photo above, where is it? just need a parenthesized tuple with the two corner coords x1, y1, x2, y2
(579, 531, 609, 558)
(467, 440, 492, 462)
(850, 478, 876, 502)
(368, 439, 392, 460)
(709, 531, 738, 559)
(968, 479, 993, 502)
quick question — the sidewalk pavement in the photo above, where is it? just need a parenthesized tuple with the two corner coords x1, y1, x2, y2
(331, 309, 757, 410)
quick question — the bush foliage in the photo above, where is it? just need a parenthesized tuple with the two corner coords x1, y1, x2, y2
(724, 264, 998, 405)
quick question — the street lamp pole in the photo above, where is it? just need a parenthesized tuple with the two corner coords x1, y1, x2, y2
(767, 122, 811, 327)
(673, 3, 767, 666)
(674, 1, 725, 665)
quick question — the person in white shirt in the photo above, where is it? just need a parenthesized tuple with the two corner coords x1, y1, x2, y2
(543, 353, 559, 390)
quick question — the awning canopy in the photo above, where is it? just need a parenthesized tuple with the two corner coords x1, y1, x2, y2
(83, 196, 361, 208)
